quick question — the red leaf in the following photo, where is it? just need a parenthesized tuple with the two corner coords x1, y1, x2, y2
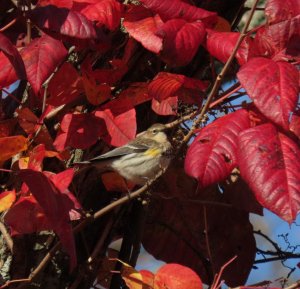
(103, 82, 151, 114)
(157, 19, 206, 66)
(54, 113, 105, 151)
(0, 32, 26, 81)
(151, 96, 178, 116)
(185, 109, 250, 187)
(265, 0, 300, 24)
(148, 72, 207, 104)
(0, 135, 28, 163)
(5, 195, 52, 235)
(237, 58, 299, 129)
(21, 35, 67, 94)
(0, 119, 17, 137)
(238, 123, 300, 223)
(81, 58, 128, 86)
(206, 31, 257, 65)
(0, 52, 18, 89)
(17, 169, 78, 268)
(82, 73, 111, 105)
(253, 18, 300, 61)
(28, 144, 46, 171)
(45, 169, 81, 220)
(94, 108, 136, 147)
(48, 62, 83, 106)
(123, 5, 163, 54)
(37, 0, 73, 8)
(154, 264, 203, 289)
(139, 0, 217, 27)
(28, 5, 97, 40)
(78, 0, 123, 30)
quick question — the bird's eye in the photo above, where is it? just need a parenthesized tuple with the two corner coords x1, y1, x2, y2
(152, 129, 157, 134)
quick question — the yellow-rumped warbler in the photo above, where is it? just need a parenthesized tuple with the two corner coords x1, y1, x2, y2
(75, 123, 173, 185)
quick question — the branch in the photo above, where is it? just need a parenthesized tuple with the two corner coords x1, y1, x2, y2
(182, 0, 260, 145)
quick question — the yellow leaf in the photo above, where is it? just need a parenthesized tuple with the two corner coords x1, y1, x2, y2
(0, 190, 16, 212)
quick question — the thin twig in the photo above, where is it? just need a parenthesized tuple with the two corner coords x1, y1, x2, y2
(182, 0, 260, 145)
(0, 19, 17, 32)
(203, 206, 214, 275)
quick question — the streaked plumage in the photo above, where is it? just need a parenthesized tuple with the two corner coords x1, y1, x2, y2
(75, 123, 173, 185)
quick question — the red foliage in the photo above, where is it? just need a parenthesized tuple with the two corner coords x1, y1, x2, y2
(0, 0, 299, 287)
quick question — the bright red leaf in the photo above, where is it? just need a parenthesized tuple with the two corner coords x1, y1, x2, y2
(151, 96, 178, 116)
(94, 108, 136, 147)
(139, 0, 217, 27)
(157, 19, 206, 67)
(28, 5, 97, 40)
(54, 113, 105, 151)
(253, 16, 300, 62)
(123, 5, 163, 54)
(154, 264, 203, 289)
(148, 72, 207, 104)
(37, 0, 73, 8)
(21, 35, 67, 94)
(206, 31, 257, 65)
(237, 57, 299, 129)
(185, 109, 250, 187)
(0, 32, 26, 81)
(78, 0, 123, 30)
(265, 0, 300, 24)
(0, 52, 18, 89)
(238, 123, 300, 223)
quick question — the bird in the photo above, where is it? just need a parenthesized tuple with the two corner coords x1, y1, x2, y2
(74, 123, 173, 185)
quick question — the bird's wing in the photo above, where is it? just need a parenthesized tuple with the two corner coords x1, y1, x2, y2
(88, 143, 149, 162)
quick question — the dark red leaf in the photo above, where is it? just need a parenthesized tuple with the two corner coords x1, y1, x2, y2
(5, 195, 52, 235)
(21, 35, 67, 94)
(54, 113, 105, 151)
(185, 109, 250, 187)
(78, 0, 123, 30)
(81, 58, 128, 86)
(238, 123, 300, 223)
(0, 119, 17, 137)
(148, 72, 207, 104)
(0, 32, 26, 81)
(154, 264, 203, 289)
(139, 0, 217, 27)
(28, 5, 97, 40)
(237, 58, 299, 129)
(17, 169, 79, 268)
(94, 108, 136, 147)
(123, 5, 163, 54)
(142, 195, 255, 286)
(157, 19, 206, 66)
(265, 0, 300, 24)
(48, 62, 84, 106)
(206, 31, 257, 65)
